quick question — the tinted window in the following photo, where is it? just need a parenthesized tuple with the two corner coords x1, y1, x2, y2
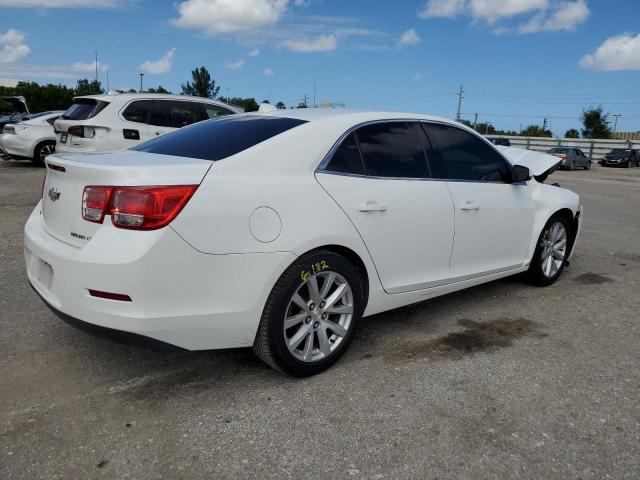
(324, 133, 365, 175)
(148, 101, 171, 127)
(61, 99, 109, 120)
(424, 123, 510, 182)
(166, 101, 204, 128)
(204, 104, 234, 119)
(549, 147, 570, 154)
(45, 116, 60, 126)
(355, 122, 429, 178)
(131, 115, 307, 161)
(122, 100, 152, 124)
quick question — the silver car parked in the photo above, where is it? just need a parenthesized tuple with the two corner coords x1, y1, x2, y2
(546, 147, 591, 171)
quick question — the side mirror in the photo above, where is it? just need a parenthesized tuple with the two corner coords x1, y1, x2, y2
(512, 165, 531, 182)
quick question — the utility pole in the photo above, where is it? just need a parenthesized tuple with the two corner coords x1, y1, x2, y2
(304, 93, 308, 108)
(94, 51, 98, 82)
(106, 69, 110, 93)
(139, 73, 144, 93)
(313, 83, 317, 108)
(612, 114, 621, 133)
(455, 85, 464, 122)
(542, 117, 548, 132)
(473, 113, 478, 131)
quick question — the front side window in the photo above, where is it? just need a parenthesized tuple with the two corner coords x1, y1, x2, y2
(356, 122, 430, 179)
(423, 123, 510, 182)
(324, 133, 365, 175)
(122, 100, 152, 124)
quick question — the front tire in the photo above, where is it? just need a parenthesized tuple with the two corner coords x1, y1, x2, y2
(253, 250, 364, 376)
(585, 160, 591, 170)
(32, 141, 55, 166)
(526, 215, 571, 286)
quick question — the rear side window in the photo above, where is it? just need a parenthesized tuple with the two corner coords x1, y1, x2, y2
(167, 101, 204, 128)
(204, 104, 234, 119)
(122, 100, 152, 124)
(424, 123, 510, 182)
(131, 115, 307, 161)
(61, 99, 109, 120)
(356, 122, 430, 179)
(324, 133, 365, 175)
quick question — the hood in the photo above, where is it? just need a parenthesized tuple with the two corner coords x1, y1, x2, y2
(0, 96, 29, 114)
(496, 146, 561, 180)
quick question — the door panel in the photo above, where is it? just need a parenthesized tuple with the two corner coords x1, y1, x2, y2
(446, 182, 534, 278)
(317, 173, 454, 293)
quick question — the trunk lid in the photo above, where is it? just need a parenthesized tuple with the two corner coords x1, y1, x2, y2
(42, 151, 212, 247)
(496, 146, 561, 180)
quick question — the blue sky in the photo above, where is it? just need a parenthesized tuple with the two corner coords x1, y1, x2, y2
(1, 0, 639, 135)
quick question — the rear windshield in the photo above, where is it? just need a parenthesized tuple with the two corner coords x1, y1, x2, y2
(548, 147, 569, 153)
(130, 115, 308, 161)
(62, 99, 109, 120)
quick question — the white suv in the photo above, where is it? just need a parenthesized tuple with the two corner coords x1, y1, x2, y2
(54, 93, 240, 154)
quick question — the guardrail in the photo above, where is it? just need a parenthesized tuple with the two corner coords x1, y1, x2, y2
(486, 135, 640, 160)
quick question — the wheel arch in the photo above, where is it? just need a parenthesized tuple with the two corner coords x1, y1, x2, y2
(298, 244, 370, 310)
(32, 139, 55, 161)
(548, 207, 579, 257)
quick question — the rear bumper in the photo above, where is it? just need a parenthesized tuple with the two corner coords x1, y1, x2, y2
(0, 133, 31, 158)
(24, 202, 296, 350)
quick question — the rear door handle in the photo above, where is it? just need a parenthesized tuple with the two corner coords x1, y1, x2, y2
(358, 201, 387, 212)
(460, 200, 480, 211)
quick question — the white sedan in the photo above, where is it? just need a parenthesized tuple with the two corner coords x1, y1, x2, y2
(24, 110, 582, 376)
(0, 111, 63, 164)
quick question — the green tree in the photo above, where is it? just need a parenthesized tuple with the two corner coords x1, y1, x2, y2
(521, 125, 552, 137)
(0, 81, 76, 112)
(580, 106, 611, 139)
(181, 67, 220, 98)
(218, 96, 259, 112)
(564, 128, 580, 138)
(275, 101, 286, 109)
(147, 86, 171, 94)
(75, 78, 104, 96)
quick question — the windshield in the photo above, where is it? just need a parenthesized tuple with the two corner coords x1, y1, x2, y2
(131, 115, 308, 161)
(610, 149, 631, 155)
(548, 148, 569, 154)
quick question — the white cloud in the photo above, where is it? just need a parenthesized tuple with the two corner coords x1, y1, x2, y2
(171, 0, 288, 35)
(519, 0, 589, 33)
(0, 29, 30, 64)
(247, 48, 260, 57)
(281, 33, 337, 52)
(0, 0, 121, 7)
(72, 60, 109, 73)
(139, 48, 176, 75)
(263, 67, 274, 76)
(419, 0, 465, 18)
(225, 59, 244, 69)
(580, 32, 640, 71)
(468, 0, 548, 22)
(399, 28, 421, 46)
(0, 63, 75, 79)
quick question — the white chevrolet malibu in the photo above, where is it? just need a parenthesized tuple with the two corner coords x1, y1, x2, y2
(25, 110, 582, 376)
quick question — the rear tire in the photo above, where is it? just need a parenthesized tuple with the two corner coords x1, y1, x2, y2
(526, 215, 571, 287)
(569, 160, 575, 171)
(584, 160, 591, 170)
(32, 141, 55, 167)
(253, 250, 364, 376)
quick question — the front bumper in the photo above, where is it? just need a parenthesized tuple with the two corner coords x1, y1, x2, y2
(24, 203, 296, 350)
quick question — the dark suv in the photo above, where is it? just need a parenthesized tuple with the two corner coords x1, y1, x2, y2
(600, 148, 639, 168)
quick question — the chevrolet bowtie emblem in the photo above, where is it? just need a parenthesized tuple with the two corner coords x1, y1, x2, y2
(48, 188, 61, 202)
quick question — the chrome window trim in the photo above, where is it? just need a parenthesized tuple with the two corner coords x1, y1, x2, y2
(316, 118, 520, 184)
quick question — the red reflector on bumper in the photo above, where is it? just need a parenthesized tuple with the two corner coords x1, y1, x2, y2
(88, 289, 132, 302)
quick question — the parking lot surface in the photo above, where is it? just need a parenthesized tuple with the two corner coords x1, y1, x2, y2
(1, 159, 639, 479)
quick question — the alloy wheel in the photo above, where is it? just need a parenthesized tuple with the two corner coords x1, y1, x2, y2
(283, 271, 354, 363)
(540, 222, 567, 278)
(39, 144, 55, 162)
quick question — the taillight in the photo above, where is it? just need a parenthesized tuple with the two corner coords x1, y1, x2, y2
(67, 125, 95, 138)
(40, 175, 46, 199)
(81, 185, 197, 230)
(559, 154, 567, 159)
(82, 186, 113, 223)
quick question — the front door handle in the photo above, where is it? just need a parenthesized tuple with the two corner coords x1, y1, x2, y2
(358, 201, 387, 212)
(460, 200, 480, 211)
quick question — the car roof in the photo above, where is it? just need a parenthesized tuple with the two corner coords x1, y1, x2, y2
(250, 107, 458, 126)
(73, 93, 239, 109)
